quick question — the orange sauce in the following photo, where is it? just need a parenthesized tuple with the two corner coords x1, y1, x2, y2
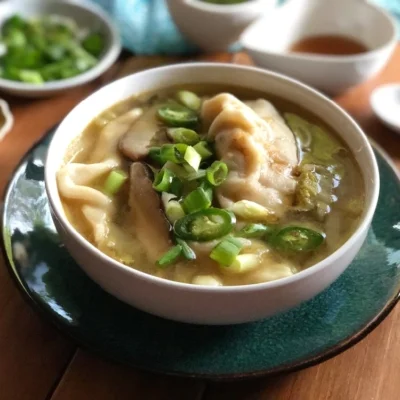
(289, 35, 368, 56)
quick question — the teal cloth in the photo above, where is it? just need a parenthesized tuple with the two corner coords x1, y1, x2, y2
(92, 0, 400, 55)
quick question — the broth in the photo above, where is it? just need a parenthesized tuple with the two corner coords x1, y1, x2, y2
(289, 34, 369, 56)
(58, 84, 365, 286)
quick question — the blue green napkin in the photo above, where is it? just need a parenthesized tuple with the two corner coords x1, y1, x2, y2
(92, 0, 400, 55)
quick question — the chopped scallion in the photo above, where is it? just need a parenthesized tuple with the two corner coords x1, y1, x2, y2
(103, 169, 128, 196)
(238, 223, 274, 238)
(157, 245, 183, 267)
(206, 161, 228, 186)
(182, 187, 212, 214)
(148, 147, 164, 166)
(176, 90, 201, 111)
(199, 181, 213, 203)
(186, 169, 207, 181)
(162, 161, 188, 179)
(176, 238, 196, 260)
(230, 200, 278, 223)
(153, 168, 175, 192)
(210, 236, 244, 266)
(193, 141, 213, 159)
(166, 200, 185, 223)
(226, 254, 260, 273)
(184, 146, 202, 171)
(169, 176, 184, 197)
(167, 127, 200, 145)
(160, 144, 186, 164)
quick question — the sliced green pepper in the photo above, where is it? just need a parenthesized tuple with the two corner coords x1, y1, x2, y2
(270, 226, 325, 252)
(157, 104, 198, 128)
(174, 208, 236, 242)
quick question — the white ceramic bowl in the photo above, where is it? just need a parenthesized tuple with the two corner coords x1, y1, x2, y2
(241, 0, 397, 95)
(0, 0, 121, 98)
(45, 63, 380, 325)
(370, 83, 400, 134)
(166, 0, 276, 52)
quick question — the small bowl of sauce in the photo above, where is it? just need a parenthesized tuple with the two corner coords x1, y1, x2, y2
(241, 0, 397, 94)
(289, 34, 369, 56)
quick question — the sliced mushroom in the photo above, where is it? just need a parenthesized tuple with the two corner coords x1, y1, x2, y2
(127, 162, 172, 262)
(119, 105, 169, 161)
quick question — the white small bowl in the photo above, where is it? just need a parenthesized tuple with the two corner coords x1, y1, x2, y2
(0, 0, 121, 98)
(241, 0, 397, 95)
(370, 83, 400, 134)
(45, 64, 379, 325)
(166, 0, 276, 52)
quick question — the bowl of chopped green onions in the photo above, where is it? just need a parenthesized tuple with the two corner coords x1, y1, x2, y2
(0, 0, 121, 97)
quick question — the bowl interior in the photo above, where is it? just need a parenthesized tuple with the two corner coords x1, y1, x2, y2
(241, 0, 395, 55)
(46, 64, 379, 288)
(0, 0, 119, 91)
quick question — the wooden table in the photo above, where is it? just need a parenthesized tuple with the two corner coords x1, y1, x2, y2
(0, 46, 399, 400)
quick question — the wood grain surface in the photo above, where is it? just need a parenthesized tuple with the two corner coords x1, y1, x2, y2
(0, 47, 399, 400)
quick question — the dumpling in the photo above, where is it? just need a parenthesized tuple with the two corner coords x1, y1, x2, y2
(57, 162, 115, 243)
(201, 93, 298, 218)
(58, 108, 143, 243)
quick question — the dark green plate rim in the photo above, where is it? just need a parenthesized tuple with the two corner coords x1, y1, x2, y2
(1, 128, 399, 381)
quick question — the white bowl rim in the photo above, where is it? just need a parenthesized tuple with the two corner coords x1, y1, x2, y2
(241, 0, 398, 63)
(182, 0, 272, 14)
(370, 83, 400, 131)
(45, 62, 380, 293)
(0, 0, 121, 93)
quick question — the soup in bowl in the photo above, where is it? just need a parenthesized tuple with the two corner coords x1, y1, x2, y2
(45, 64, 379, 324)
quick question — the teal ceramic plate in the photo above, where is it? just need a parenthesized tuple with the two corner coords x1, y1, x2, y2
(1, 127, 400, 380)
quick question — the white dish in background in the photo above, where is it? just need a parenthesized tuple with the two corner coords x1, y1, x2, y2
(371, 83, 400, 134)
(241, 0, 397, 95)
(45, 63, 379, 325)
(0, 0, 121, 98)
(166, 0, 277, 52)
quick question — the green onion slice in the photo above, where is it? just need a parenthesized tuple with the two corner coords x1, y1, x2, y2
(226, 254, 260, 273)
(104, 169, 128, 196)
(176, 90, 201, 111)
(238, 223, 275, 238)
(182, 187, 212, 214)
(199, 180, 213, 203)
(206, 161, 228, 186)
(184, 146, 202, 171)
(176, 238, 196, 260)
(169, 176, 183, 197)
(157, 104, 198, 128)
(193, 141, 213, 159)
(186, 169, 207, 181)
(152, 168, 175, 192)
(167, 127, 200, 145)
(157, 245, 183, 267)
(270, 226, 325, 252)
(165, 200, 185, 223)
(210, 236, 244, 266)
(174, 208, 236, 242)
(148, 147, 164, 166)
(160, 144, 187, 164)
